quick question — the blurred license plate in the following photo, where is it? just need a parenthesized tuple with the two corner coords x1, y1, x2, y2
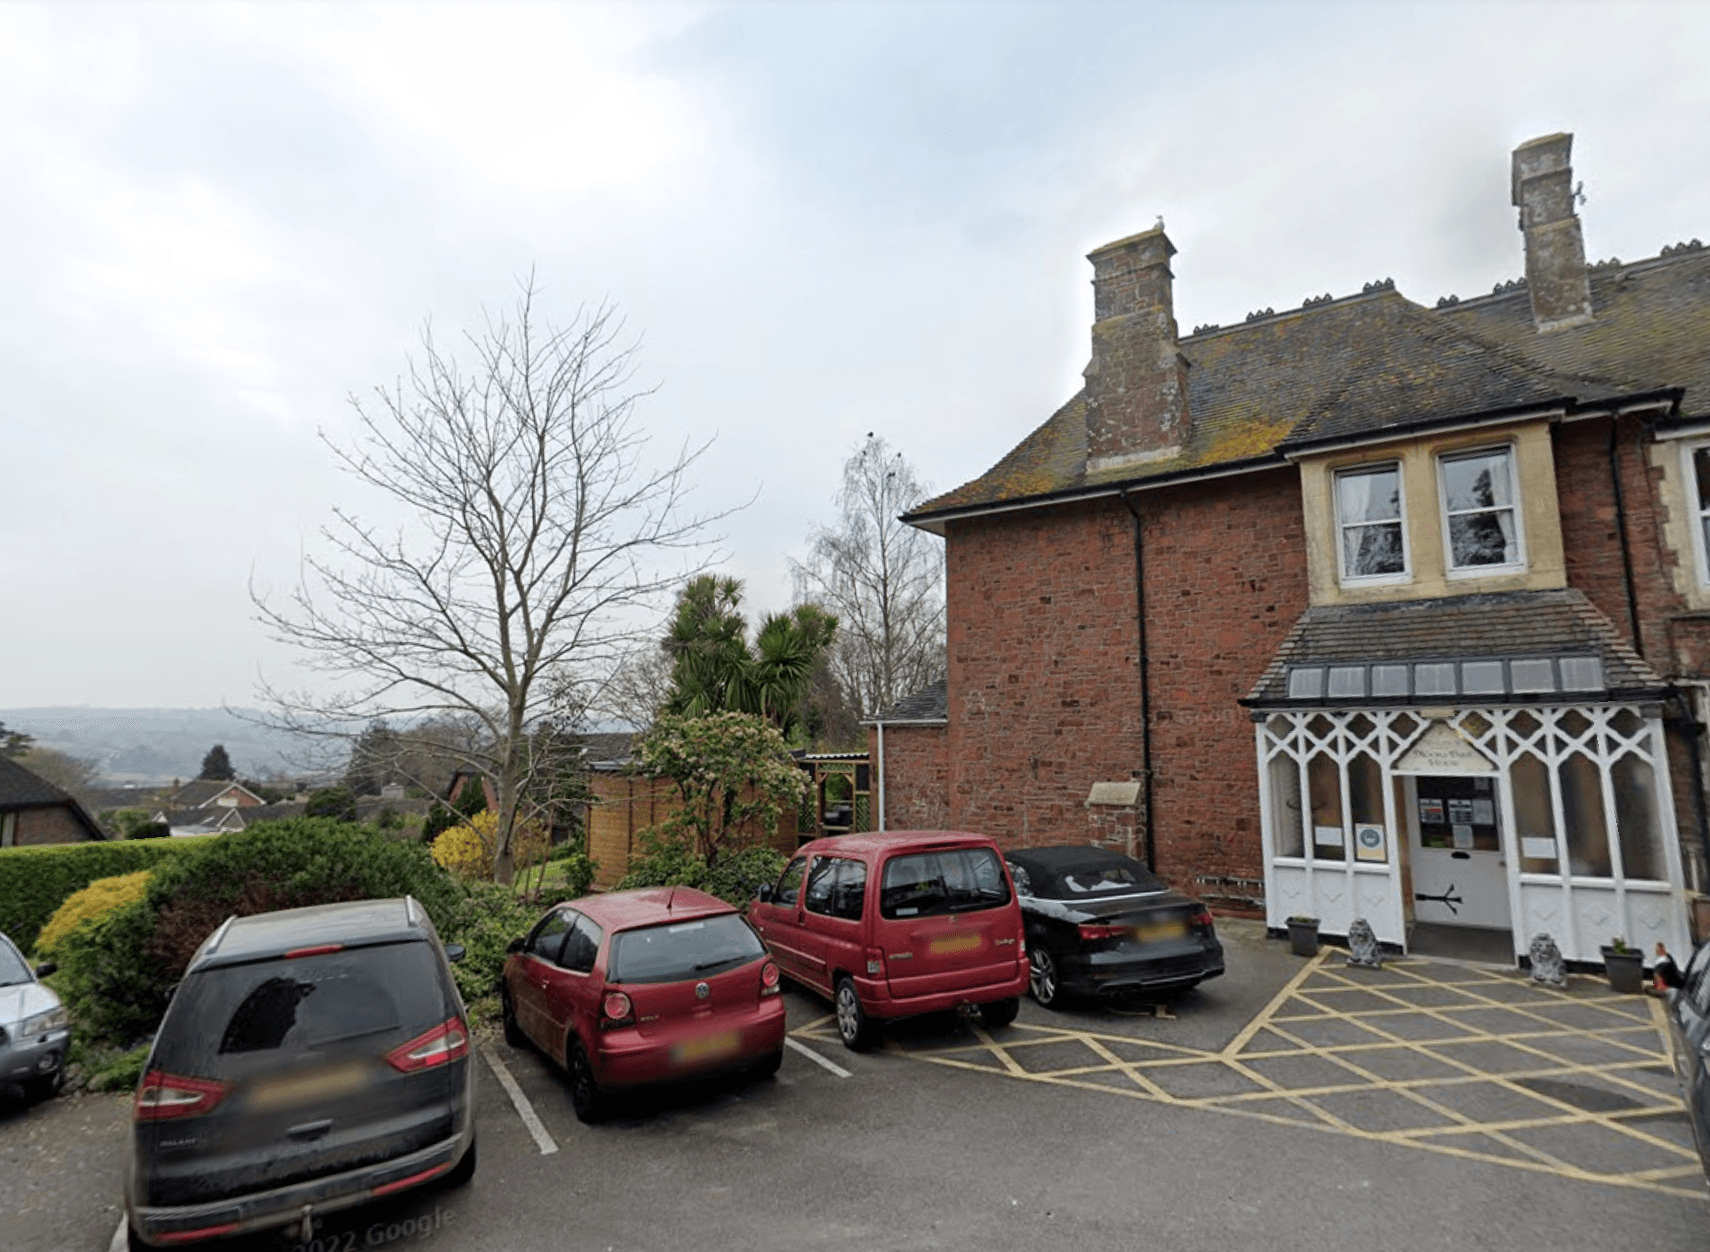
(672, 1030, 740, 1066)
(929, 933, 982, 955)
(1133, 920, 1187, 943)
(250, 1060, 371, 1112)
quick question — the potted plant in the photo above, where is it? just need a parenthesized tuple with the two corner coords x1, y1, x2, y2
(1287, 915, 1320, 958)
(1601, 936, 1645, 994)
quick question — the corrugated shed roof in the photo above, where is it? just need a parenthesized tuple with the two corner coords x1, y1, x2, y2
(1244, 589, 1666, 707)
(911, 248, 1710, 524)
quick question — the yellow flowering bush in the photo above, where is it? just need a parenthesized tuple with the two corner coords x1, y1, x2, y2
(35, 870, 153, 957)
(430, 810, 549, 881)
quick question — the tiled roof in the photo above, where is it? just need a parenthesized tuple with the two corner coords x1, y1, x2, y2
(910, 248, 1710, 523)
(0, 755, 77, 809)
(1245, 589, 1666, 707)
(866, 678, 949, 723)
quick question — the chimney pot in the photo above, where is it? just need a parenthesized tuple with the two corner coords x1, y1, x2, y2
(1512, 133, 1593, 332)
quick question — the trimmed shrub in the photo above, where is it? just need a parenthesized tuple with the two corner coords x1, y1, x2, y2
(615, 835, 786, 908)
(0, 838, 183, 954)
(49, 818, 461, 1050)
(34, 870, 153, 957)
(439, 881, 549, 1014)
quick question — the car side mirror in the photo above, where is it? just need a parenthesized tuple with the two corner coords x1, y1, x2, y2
(505, 937, 525, 955)
(444, 943, 466, 963)
(33, 961, 56, 979)
(756, 883, 775, 904)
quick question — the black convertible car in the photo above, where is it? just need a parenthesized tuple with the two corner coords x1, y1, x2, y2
(1005, 846, 1224, 1007)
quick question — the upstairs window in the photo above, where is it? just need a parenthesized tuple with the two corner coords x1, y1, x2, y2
(1690, 445, 1710, 583)
(1335, 463, 1406, 581)
(1440, 446, 1523, 571)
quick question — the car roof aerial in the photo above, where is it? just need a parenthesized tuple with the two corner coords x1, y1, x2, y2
(572, 886, 733, 930)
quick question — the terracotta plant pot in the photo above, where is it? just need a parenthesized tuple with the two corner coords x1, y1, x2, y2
(1287, 918, 1320, 958)
(1601, 945, 1645, 994)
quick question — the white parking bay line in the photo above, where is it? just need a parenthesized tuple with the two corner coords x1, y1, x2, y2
(480, 1041, 559, 1155)
(785, 1036, 852, 1078)
(109, 1219, 127, 1252)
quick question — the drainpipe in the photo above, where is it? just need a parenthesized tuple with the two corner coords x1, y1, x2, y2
(1607, 417, 1644, 656)
(875, 722, 887, 832)
(1119, 488, 1157, 873)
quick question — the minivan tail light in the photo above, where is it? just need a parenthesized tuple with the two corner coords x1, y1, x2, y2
(135, 1071, 230, 1121)
(864, 946, 884, 977)
(601, 992, 634, 1028)
(760, 961, 781, 997)
(384, 1016, 469, 1072)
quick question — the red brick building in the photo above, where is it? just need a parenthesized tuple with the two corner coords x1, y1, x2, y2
(873, 133, 1710, 964)
(0, 755, 106, 846)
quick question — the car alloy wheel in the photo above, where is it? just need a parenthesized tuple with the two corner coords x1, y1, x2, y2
(834, 977, 878, 1052)
(1029, 946, 1060, 1008)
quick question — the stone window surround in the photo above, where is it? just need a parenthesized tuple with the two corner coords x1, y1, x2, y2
(1300, 422, 1565, 608)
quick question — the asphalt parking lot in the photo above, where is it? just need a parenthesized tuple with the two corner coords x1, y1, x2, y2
(5, 920, 1708, 1252)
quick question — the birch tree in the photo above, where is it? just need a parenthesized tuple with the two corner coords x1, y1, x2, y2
(791, 434, 945, 720)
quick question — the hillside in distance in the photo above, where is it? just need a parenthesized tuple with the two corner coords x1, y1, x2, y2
(0, 707, 317, 784)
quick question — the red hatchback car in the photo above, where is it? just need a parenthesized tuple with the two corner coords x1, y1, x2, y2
(500, 888, 786, 1121)
(749, 831, 1030, 1050)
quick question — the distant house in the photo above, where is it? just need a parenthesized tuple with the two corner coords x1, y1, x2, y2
(153, 778, 268, 837)
(0, 756, 107, 846)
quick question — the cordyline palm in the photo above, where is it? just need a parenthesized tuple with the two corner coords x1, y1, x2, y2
(663, 575, 836, 739)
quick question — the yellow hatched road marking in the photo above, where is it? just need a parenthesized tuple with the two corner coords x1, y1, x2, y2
(789, 954, 1706, 1199)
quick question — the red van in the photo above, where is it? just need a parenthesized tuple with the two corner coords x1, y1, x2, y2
(749, 831, 1029, 1050)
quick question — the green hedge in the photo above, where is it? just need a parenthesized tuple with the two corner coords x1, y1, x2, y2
(0, 839, 186, 955)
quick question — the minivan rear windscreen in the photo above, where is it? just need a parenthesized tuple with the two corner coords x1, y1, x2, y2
(152, 942, 452, 1077)
(880, 848, 1011, 919)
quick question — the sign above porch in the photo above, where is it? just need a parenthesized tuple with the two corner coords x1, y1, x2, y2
(1395, 721, 1497, 774)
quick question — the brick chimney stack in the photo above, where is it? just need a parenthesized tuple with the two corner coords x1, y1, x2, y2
(1084, 225, 1190, 472)
(1512, 133, 1593, 332)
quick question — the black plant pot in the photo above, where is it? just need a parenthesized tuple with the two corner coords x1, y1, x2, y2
(1288, 919, 1320, 958)
(1601, 946, 1645, 994)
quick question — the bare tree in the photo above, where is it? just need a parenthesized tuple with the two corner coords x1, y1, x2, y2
(790, 434, 945, 721)
(599, 641, 676, 731)
(255, 281, 723, 882)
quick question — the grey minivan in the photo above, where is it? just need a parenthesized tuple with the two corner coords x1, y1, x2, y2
(124, 898, 475, 1249)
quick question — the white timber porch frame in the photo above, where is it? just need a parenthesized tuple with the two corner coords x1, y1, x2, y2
(1256, 704, 1690, 963)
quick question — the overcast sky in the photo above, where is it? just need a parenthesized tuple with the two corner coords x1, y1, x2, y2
(4, 1, 1708, 711)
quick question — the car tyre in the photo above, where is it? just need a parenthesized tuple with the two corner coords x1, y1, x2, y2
(442, 1135, 477, 1188)
(1029, 945, 1064, 1008)
(566, 1038, 608, 1123)
(24, 1067, 63, 1104)
(501, 987, 527, 1049)
(981, 996, 1020, 1029)
(834, 976, 881, 1052)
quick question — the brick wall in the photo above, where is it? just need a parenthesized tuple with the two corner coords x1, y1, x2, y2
(1556, 414, 1689, 666)
(868, 724, 950, 831)
(944, 497, 1144, 849)
(13, 805, 101, 846)
(1138, 467, 1309, 889)
(937, 471, 1307, 894)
